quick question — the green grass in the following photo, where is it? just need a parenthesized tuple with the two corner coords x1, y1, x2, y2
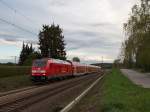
(102, 68, 150, 112)
(0, 66, 32, 92)
(0, 66, 31, 78)
(0, 75, 33, 92)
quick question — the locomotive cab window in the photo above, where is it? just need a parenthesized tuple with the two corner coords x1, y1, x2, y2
(33, 60, 47, 67)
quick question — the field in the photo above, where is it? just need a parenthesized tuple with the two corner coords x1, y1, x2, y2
(0, 66, 32, 92)
(71, 69, 150, 112)
(0, 66, 31, 78)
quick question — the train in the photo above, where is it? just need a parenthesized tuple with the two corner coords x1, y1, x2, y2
(31, 58, 101, 81)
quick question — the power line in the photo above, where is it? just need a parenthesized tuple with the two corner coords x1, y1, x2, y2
(0, 0, 39, 27)
(0, 17, 37, 36)
(0, 0, 16, 12)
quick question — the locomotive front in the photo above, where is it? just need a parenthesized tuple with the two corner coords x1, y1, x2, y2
(31, 59, 48, 81)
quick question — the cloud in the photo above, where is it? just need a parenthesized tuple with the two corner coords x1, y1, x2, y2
(0, 0, 138, 63)
(88, 22, 115, 27)
(0, 37, 38, 47)
(0, 38, 21, 46)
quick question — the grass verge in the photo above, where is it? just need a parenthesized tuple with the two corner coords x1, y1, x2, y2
(70, 69, 150, 112)
(0, 66, 32, 92)
(0, 75, 33, 92)
(102, 68, 150, 112)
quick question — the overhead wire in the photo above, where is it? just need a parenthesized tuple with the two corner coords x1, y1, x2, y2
(0, 17, 37, 36)
(0, 0, 40, 36)
(0, 0, 39, 27)
(0, 1, 40, 62)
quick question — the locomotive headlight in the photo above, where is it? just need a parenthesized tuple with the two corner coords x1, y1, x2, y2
(40, 70, 46, 73)
(32, 70, 37, 73)
(32, 70, 46, 73)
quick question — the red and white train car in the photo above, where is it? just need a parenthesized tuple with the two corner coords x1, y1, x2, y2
(31, 58, 101, 81)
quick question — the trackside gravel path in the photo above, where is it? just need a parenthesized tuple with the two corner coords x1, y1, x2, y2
(121, 69, 150, 88)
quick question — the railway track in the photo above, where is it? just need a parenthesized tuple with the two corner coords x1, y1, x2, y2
(0, 77, 73, 98)
(0, 86, 38, 97)
(0, 73, 101, 112)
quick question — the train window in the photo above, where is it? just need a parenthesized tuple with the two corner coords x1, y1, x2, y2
(33, 60, 47, 67)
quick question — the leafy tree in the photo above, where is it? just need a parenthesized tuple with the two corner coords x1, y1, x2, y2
(113, 59, 121, 68)
(29, 44, 34, 53)
(72, 57, 80, 62)
(18, 42, 34, 65)
(19, 42, 26, 65)
(121, 0, 150, 71)
(38, 24, 66, 60)
(23, 51, 42, 66)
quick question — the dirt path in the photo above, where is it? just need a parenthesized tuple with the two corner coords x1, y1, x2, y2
(121, 69, 150, 88)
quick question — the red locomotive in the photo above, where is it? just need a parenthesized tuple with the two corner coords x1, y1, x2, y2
(31, 58, 101, 81)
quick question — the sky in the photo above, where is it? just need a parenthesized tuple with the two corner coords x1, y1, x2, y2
(0, 0, 138, 64)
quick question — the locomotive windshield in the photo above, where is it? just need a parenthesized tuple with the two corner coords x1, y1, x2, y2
(33, 60, 47, 67)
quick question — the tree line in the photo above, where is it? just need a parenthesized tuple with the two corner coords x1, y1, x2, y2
(19, 24, 66, 65)
(121, 0, 150, 71)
